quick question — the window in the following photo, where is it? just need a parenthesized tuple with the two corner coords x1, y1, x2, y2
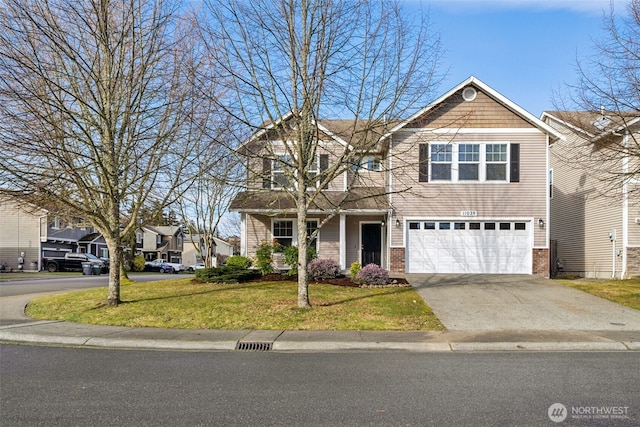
(308, 156, 319, 188)
(431, 144, 452, 180)
(484, 223, 496, 230)
(424, 222, 436, 230)
(439, 222, 451, 230)
(409, 222, 421, 230)
(307, 220, 318, 253)
(100, 248, 109, 258)
(427, 143, 513, 182)
(156, 235, 161, 245)
(486, 144, 507, 181)
(549, 169, 554, 198)
(352, 156, 381, 171)
(136, 232, 142, 244)
(272, 155, 292, 189)
(454, 222, 466, 230)
(514, 223, 526, 230)
(499, 223, 511, 230)
(469, 222, 481, 230)
(273, 220, 294, 247)
(458, 144, 480, 180)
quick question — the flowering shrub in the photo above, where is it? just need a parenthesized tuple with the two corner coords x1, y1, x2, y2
(355, 263, 390, 286)
(349, 261, 361, 278)
(307, 258, 342, 281)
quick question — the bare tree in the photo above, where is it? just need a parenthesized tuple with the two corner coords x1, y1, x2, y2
(553, 0, 640, 197)
(0, 0, 218, 305)
(201, 0, 442, 307)
(178, 146, 242, 268)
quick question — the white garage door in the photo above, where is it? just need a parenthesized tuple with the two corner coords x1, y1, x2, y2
(406, 220, 532, 274)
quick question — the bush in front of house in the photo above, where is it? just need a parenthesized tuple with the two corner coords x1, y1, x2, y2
(131, 255, 146, 272)
(354, 263, 390, 286)
(195, 266, 259, 283)
(349, 261, 361, 278)
(307, 258, 342, 281)
(255, 241, 274, 275)
(225, 255, 252, 269)
(283, 245, 317, 276)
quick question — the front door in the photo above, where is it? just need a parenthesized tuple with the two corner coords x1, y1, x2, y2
(361, 223, 382, 266)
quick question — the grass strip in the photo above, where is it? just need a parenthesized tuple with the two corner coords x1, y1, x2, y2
(25, 278, 444, 331)
(557, 277, 640, 310)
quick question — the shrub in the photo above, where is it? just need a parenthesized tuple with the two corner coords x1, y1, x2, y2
(283, 245, 318, 275)
(195, 266, 259, 283)
(308, 258, 342, 281)
(355, 263, 390, 286)
(255, 241, 274, 275)
(349, 261, 361, 278)
(225, 255, 252, 269)
(131, 255, 146, 272)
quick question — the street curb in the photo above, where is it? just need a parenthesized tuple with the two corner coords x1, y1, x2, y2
(2, 328, 639, 352)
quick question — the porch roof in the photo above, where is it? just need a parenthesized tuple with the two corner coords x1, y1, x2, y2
(230, 188, 389, 213)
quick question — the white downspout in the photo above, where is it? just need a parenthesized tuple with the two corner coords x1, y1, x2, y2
(621, 131, 629, 278)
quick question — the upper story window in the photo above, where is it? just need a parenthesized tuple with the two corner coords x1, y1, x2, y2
(352, 156, 381, 171)
(422, 143, 516, 183)
(272, 155, 293, 189)
(136, 232, 142, 244)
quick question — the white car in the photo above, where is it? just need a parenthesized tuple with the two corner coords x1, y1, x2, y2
(186, 263, 205, 272)
(147, 259, 185, 273)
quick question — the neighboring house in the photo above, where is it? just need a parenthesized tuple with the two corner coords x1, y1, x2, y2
(135, 226, 184, 263)
(182, 234, 235, 267)
(231, 76, 563, 277)
(0, 196, 47, 271)
(543, 111, 640, 278)
(0, 196, 109, 270)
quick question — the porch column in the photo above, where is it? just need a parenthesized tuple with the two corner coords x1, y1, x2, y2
(339, 213, 346, 270)
(240, 213, 247, 257)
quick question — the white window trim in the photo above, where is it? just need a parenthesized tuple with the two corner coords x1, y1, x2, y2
(430, 142, 510, 183)
(271, 154, 321, 190)
(271, 218, 320, 253)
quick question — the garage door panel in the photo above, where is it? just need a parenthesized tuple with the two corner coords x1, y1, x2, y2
(407, 220, 532, 274)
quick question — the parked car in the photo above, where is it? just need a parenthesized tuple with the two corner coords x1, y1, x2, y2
(143, 260, 175, 274)
(146, 258, 184, 272)
(42, 253, 107, 273)
(186, 263, 205, 272)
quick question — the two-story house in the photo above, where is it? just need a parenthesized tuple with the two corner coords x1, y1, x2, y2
(0, 196, 109, 270)
(135, 226, 184, 263)
(231, 77, 563, 277)
(543, 111, 640, 278)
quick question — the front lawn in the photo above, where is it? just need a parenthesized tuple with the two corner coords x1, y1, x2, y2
(25, 278, 444, 331)
(556, 277, 640, 310)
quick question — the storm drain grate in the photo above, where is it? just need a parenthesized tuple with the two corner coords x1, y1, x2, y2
(235, 341, 273, 352)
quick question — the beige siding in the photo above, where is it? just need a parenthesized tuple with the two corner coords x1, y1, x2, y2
(412, 89, 533, 129)
(548, 117, 636, 278)
(0, 197, 45, 270)
(390, 130, 548, 248)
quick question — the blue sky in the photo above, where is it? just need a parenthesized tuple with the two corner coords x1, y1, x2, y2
(408, 0, 628, 117)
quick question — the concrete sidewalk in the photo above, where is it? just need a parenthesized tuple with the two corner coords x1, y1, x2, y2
(1, 290, 639, 352)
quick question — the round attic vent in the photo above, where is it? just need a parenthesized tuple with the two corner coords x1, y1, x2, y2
(462, 86, 477, 102)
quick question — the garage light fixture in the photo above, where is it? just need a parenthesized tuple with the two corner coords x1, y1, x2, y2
(538, 218, 545, 229)
(396, 219, 401, 228)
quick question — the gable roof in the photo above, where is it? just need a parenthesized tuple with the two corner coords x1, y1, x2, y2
(542, 111, 640, 141)
(385, 76, 564, 141)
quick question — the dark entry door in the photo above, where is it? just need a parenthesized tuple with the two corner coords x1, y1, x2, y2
(361, 223, 382, 266)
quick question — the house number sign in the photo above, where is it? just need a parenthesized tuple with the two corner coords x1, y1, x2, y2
(460, 210, 477, 217)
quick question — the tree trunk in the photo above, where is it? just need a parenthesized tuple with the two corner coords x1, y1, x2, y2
(297, 198, 311, 308)
(105, 237, 122, 306)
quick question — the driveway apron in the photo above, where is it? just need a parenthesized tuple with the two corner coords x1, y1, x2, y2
(408, 274, 640, 331)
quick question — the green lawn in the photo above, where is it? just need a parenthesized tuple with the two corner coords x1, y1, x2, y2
(557, 277, 640, 310)
(25, 278, 444, 331)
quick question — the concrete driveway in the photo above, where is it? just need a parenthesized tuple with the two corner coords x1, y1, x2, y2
(408, 274, 640, 331)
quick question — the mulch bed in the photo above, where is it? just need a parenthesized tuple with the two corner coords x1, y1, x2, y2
(251, 273, 409, 288)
